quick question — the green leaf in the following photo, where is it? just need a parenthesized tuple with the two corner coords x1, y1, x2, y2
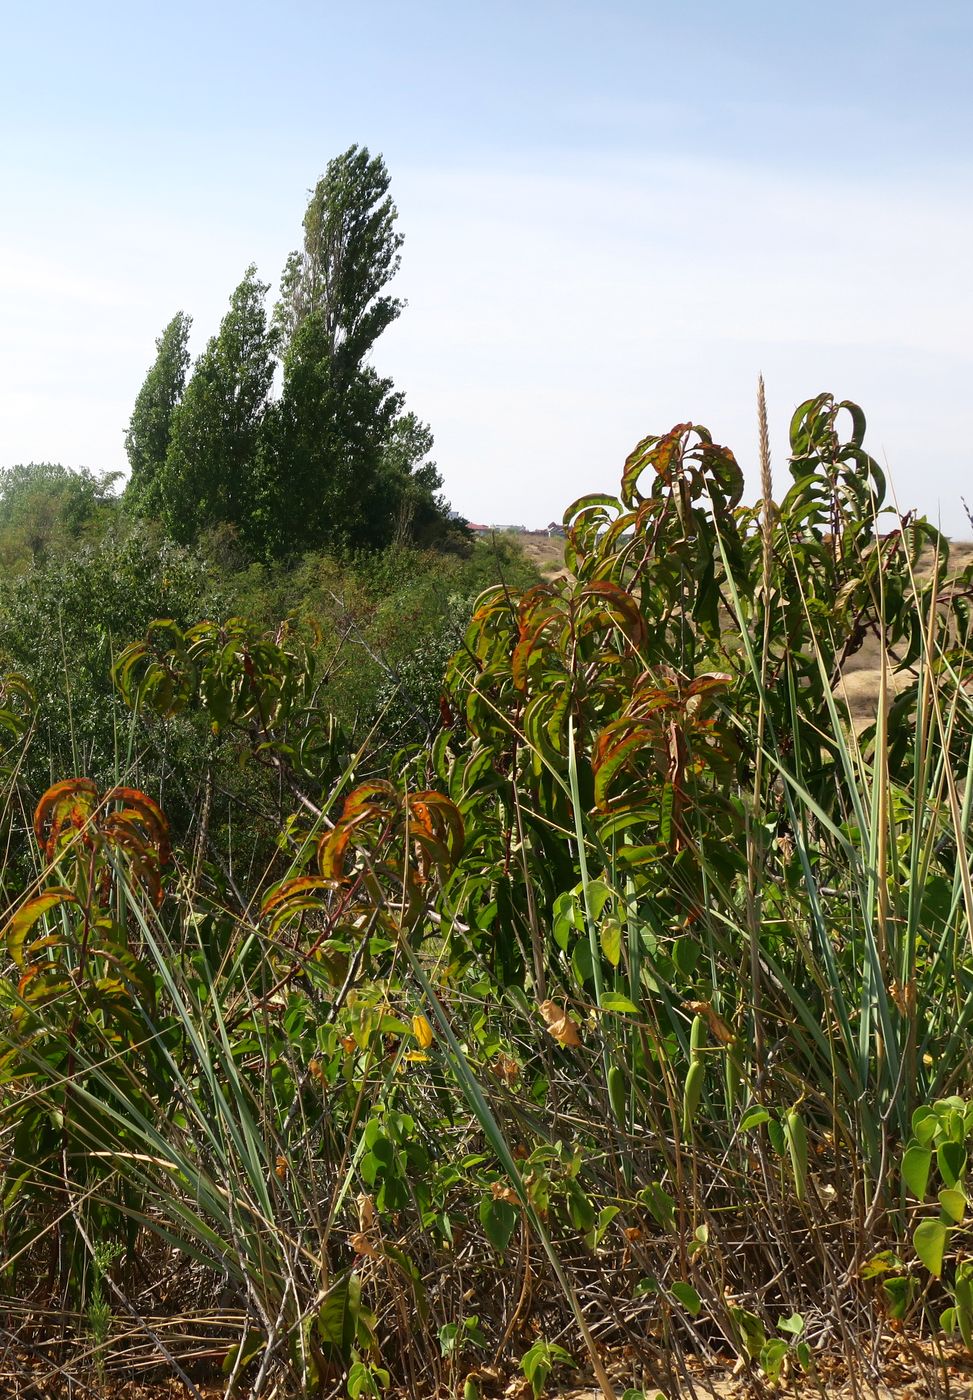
(882, 1275, 915, 1320)
(729, 1306, 766, 1358)
(316, 1270, 361, 1365)
(589, 1204, 620, 1249)
(914, 1217, 949, 1277)
(759, 1338, 789, 1380)
(911, 1107, 939, 1146)
(778, 1312, 804, 1336)
(600, 991, 640, 1014)
(571, 940, 594, 987)
(479, 1195, 517, 1254)
(940, 1187, 966, 1224)
(584, 879, 614, 921)
(640, 1182, 676, 1231)
(672, 935, 700, 979)
(347, 1360, 383, 1399)
(552, 892, 582, 951)
(859, 1250, 899, 1279)
(600, 917, 622, 967)
(902, 1144, 932, 1200)
(222, 1333, 266, 1374)
(739, 1106, 771, 1132)
(938, 1141, 967, 1190)
(520, 1340, 576, 1399)
(565, 1179, 595, 1233)
(670, 1281, 701, 1316)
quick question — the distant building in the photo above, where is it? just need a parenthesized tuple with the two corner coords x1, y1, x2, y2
(547, 521, 566, 538)
(467, 522, 493, 536)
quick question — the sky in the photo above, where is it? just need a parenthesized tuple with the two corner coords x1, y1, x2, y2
(1, 0, 971, 533)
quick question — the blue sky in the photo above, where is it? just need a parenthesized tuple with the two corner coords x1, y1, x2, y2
(1, 1, 971, 532)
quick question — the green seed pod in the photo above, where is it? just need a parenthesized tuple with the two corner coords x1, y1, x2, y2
(683, 1059, 705, 1136)
(785, 1108, 808, 1201)
(724, 1045, 743, 1110)
(607, 1063, 627, 1127)
(689, 1013, 707, 1059)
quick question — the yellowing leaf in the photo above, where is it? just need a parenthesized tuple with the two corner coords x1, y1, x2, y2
(411, 1013, 434, 1048)
(538, 1000, 582, 1048)
(684, 999, 736, 1046)
(600, 916, 622, 967)
(350, 1231, 382, 1260)
(491, 1182, 520, 1206)
(492, 1054, 520, 1086)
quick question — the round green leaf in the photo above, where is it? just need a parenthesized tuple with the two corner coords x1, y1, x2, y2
(914, 1217, 949, 1277)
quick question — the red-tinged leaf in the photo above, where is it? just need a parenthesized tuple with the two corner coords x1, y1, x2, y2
(621, 423, 694, 506)
(104, 788, 171, 860)
(516, 582, 560, 621)
(408, 793, 465, 863)
(511, 611, 564, 692)
(340, 781, 397, 820)
(592, 720, 652, 810)
(563, 492, 622, 526)
(578, 581, 647, 649)
(6, 888, 79, 966)
(318, 824, 355, 881)
(468, 588, 511, 629)
(17, 964, 71, 1006)
(317, 799, 396, 881)
(685, 672, 733, 698)
(33, 778, 98, 854)
(16, 965, 45, 999)
(629, 688, 679, 718)
(697, 441, 744, 506)
(261, 876, 338, 918)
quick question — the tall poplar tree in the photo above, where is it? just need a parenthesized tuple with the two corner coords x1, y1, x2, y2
(276, 144, 404, 360)
(266, 145, 447, 553)
(159, 268, 277, 543)
(124, 312, 191, 516)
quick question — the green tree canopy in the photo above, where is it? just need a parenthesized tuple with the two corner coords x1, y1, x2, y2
(263, 306, 402, 554)
(276, 143, 404, 360)
(0, 462, 120, 571)
(264, 146, 451, 554)
(158, 267, 278, 543)
(124, 312, 191, 516)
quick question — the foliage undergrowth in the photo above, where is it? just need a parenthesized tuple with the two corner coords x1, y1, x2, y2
(1, 392, 972, 1398)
